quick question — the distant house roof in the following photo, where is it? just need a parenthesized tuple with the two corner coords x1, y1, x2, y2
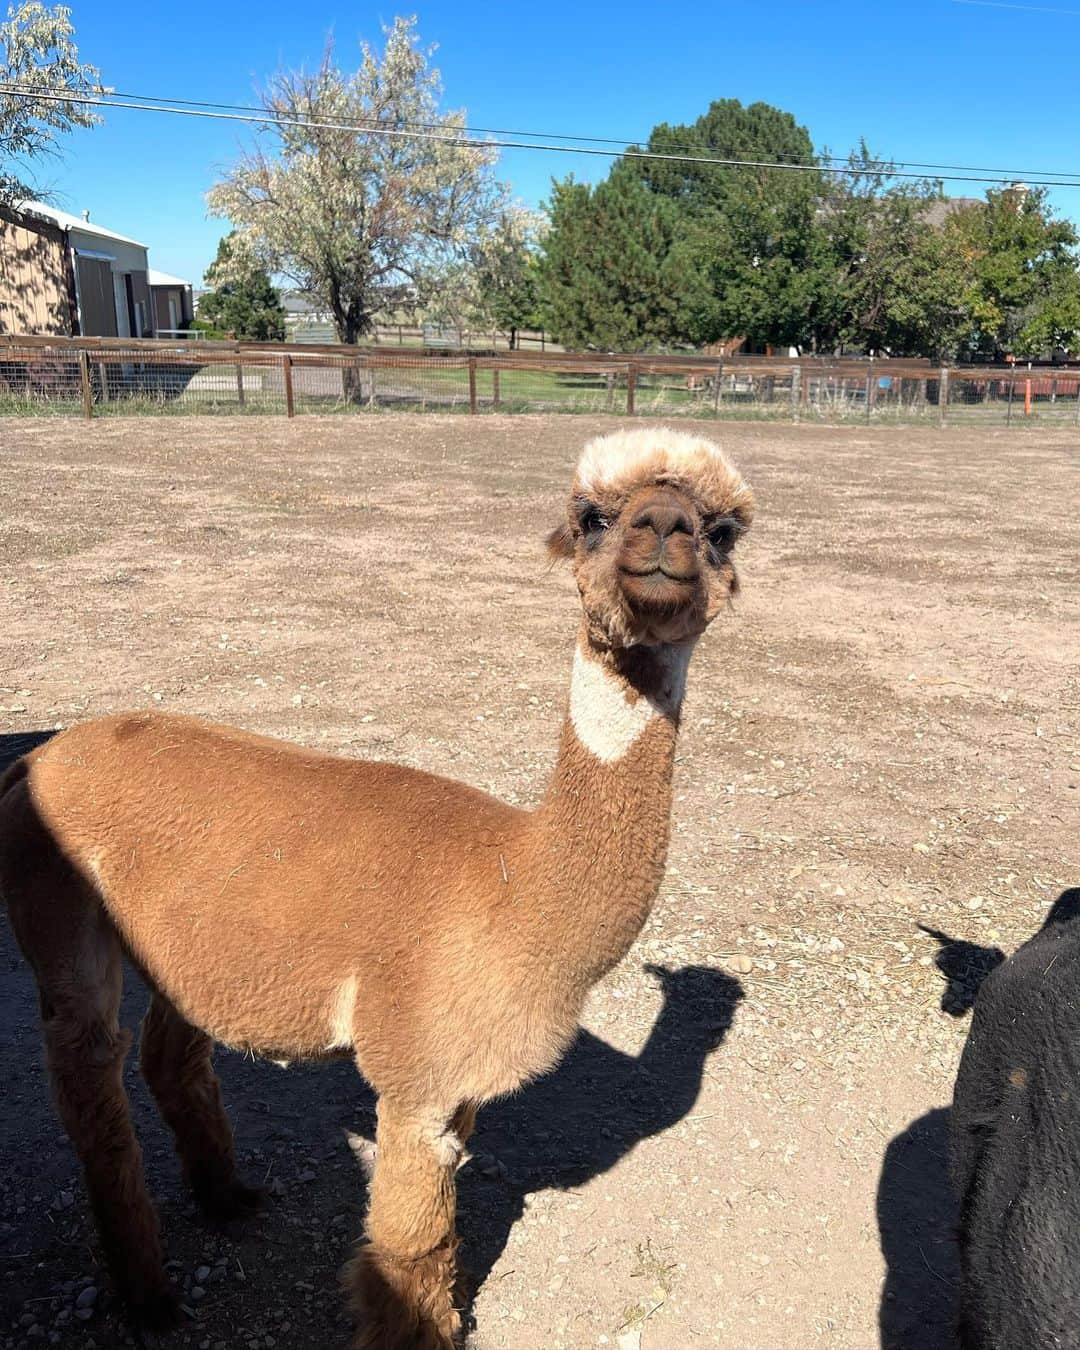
(148, 268, 191, 288)
(281, 292, 326, 316)
(20, 201, 147, 249)
(923, 196, 981, 227)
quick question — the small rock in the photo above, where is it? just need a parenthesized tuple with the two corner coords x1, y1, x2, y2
(74, 1288, 97, 1311)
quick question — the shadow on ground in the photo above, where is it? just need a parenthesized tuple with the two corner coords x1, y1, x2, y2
(877, 1106, 957, 1350)
(458, 963, 743, 1314)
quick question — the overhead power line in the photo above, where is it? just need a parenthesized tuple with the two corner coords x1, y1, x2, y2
(4, 83, 1080, 189)
(81, 87, 1080, 182)
(0, 81, 1031, 176)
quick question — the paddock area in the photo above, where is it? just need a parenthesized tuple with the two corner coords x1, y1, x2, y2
(0, 416, 1076, 1350)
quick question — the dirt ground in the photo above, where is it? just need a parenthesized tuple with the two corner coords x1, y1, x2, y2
(0, 414, 1076, 1350)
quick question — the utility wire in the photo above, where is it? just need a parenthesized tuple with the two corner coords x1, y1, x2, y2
(4, 84, 1080, 188)
(65, 86, 1080, 183)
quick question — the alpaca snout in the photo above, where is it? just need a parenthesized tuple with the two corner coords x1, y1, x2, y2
(620, 487, 702, 590)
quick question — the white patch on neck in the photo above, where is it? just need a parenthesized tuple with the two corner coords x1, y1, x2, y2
(569, 644, 691, 763)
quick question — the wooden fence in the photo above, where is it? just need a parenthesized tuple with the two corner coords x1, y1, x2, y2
(1, 334, 1078, 424)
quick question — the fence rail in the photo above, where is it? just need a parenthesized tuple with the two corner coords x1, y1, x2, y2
(1, 335, 1077, 425)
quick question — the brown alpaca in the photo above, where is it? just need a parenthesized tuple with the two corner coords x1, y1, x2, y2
(0, 427, 753, 1347)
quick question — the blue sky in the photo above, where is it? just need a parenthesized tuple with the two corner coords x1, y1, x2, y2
(28, 0, 1080, 284)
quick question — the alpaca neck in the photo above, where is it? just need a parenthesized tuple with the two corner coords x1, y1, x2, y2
(530, 625, 693, 983)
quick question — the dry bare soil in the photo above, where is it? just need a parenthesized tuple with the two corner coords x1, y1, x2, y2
(0, 415, 1077, 1350)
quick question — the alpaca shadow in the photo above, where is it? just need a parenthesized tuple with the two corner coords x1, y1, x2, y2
(917, 924, 1005, 1017)
(877, 1106, 958, 1350)
(456, 963, 743, 1319)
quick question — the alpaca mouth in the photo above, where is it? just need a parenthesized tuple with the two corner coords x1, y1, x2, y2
(620, 567, 699, 615)
(621, 564, 698, 588)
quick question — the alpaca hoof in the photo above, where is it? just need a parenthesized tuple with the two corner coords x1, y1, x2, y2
(195, 1177, 269, 1224)
(347, 1240, 461, 1349)
(127, 1284, 183, 1334)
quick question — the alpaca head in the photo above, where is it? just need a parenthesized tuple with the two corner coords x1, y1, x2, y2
(548, 428, 754, 648)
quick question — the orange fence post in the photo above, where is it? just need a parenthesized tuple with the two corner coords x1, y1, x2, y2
(1024, 379, 1032, 416)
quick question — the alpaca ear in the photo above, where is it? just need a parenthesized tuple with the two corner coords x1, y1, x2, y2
(545, 522, 574, 562)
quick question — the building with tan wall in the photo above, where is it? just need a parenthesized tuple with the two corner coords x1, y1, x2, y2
(0, 206, 78, 335)
(0, 203, 190, 339)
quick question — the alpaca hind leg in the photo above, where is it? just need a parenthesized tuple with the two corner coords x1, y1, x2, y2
(38, 924, 178, 1327)
(346, 1098, 463, 1349)
(140, 991, 264, 1222)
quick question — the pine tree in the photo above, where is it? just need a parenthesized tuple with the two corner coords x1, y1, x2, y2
(198, 234, 286, 342)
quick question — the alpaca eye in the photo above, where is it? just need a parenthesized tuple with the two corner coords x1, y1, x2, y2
(578, 504, 609, 539)
(707, 518, 741, 554)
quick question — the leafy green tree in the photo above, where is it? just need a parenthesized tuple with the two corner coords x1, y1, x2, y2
(472, 207, 545, 346)
(946, 187, 1080, 358)
(198, 233, 285, 341)
(807, 151, 969, 359)
(0, 2, 100, 204)
(207, 18, 507, 345)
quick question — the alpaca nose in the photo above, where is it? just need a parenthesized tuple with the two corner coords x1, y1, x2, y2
(631, 497, 694, 540)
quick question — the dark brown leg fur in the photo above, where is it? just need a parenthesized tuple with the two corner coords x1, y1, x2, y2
(39, 937, 179, 1328)
(140, 992, 263, 1222)
(349, 1239, 461, 1349)
(0, 779, 178, 1329)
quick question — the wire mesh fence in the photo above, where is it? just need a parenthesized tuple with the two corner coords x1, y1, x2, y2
(2, 338, 1078, 426)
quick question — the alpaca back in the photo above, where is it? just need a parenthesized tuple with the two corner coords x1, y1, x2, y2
(951, 904, 1080, 1348)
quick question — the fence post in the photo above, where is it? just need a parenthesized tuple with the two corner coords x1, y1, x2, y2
(713, 360, 724, 414)
(1007, 375, 1015, 425)
(282, 354, 295, 418)
(790, 365, 800, 422)
(1074, 378, 1080, 426)
(939, 367, 948, 425)
(78, 350, 93, 419)
(235, 362, 245, 407)
(865, 371, 873, 422)
(492, 368, 500, 410)
(606, 371, 615, 411)
(626, 364, 637, 416)
(468, 357, 478, 415)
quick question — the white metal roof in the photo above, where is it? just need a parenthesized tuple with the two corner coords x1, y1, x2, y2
(148, 268, 191, 288)
(20, 201, 148, 249)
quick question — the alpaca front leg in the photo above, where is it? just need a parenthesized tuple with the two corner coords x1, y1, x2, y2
(346, 1098, 464, 1349)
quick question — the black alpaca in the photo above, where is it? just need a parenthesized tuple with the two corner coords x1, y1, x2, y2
(951, 889, 1080, 1349)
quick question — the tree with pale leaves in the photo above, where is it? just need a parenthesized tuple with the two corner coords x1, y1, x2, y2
(207, 17, 508, 345)
(0, 2, 100, 204)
